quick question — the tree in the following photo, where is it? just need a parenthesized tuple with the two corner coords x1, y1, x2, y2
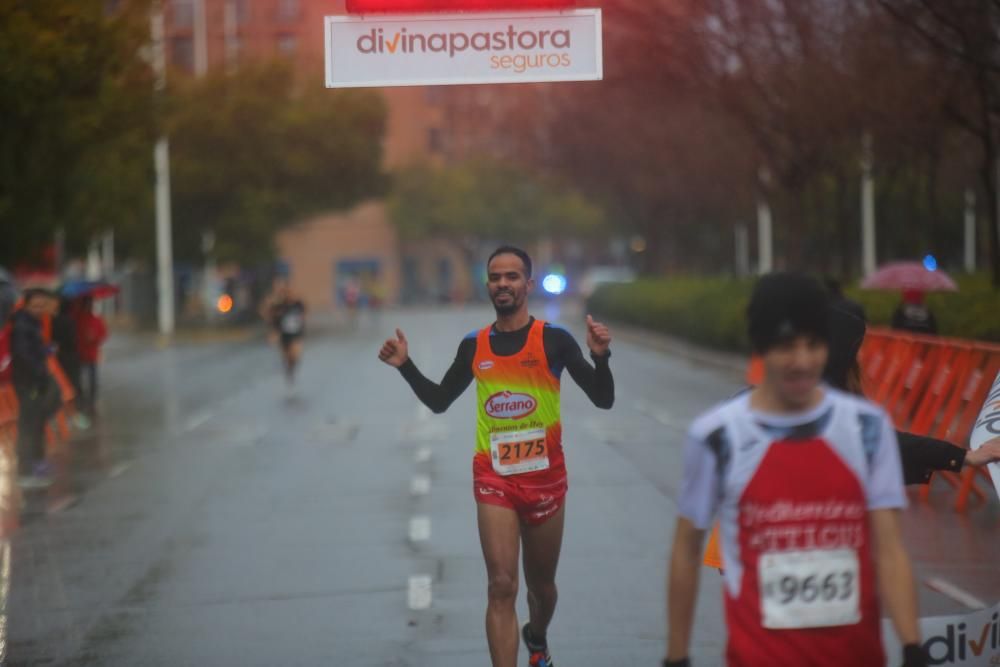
(167, 62, 387, 263)
(0, 0, 155, 266)
(387, 159, 605, 253)
(877, 0, 1000, 287)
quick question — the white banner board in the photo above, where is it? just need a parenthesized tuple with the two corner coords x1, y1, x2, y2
(883, 600, 1000, 666)
(325, 9, 602, 88)
(970, 370, 1000, 501)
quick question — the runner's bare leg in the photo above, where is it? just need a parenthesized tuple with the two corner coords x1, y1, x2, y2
(478, 502, 522, 667)
(521, 504, 565, 642)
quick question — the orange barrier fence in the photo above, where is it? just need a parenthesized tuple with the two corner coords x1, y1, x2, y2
(858, 327, 1000, 512)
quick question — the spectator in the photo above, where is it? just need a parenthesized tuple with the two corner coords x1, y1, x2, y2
(0, 276, 16, 325)
(51, 298, 87, 428)
(823, 276, 866, 321)
(11, 288, 61, 488)
(891, 289, 938, 335)
(74, 296, 107, 418)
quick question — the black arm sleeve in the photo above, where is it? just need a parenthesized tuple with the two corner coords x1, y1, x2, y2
(549, 329, 614, 409)
(897, 430, 966, 485)
(397, 338, 476, 414)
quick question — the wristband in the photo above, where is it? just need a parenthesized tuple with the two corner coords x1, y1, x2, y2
(663, 659, 690, 667)
(901, 643, 928, 667)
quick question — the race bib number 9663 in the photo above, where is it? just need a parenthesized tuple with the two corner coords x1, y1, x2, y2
(759, 548, 860, 629)
(490, 428, 549, 476)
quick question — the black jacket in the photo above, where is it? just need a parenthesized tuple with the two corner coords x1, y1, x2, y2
(824, 305, 965, 484)
(897, 432, 965, 485)
(10, 309, 49, 390)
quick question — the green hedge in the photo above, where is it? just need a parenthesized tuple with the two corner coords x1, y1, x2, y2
(587, 274, 1000, 351)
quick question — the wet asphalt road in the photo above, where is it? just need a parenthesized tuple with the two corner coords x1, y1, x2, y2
(5, 304, 999, 666)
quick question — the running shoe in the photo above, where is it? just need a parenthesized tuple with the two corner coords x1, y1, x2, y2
(522, 623, 554, 667)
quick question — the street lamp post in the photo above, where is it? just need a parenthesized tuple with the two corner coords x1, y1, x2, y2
(965, 188, 977, 273)
(151, 2, 175, 337)
(756, 166, 773, 274)
(861, 133, 876, 277)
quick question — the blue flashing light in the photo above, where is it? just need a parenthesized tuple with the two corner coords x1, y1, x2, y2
(542, 273, 567, 295)
(923, 254, 938, 272)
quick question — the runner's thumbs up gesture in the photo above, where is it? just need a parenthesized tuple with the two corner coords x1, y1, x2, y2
(378, 328, 409, 367)
(585, 314, 611, 357)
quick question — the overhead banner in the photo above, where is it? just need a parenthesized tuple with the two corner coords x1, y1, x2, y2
(325, 9, 602, 88)
(970, 370, 1000, 501)
(883, 601, 1000, 666)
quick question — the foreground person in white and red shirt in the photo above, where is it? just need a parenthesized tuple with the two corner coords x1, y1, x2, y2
(664, 272, 927, 667)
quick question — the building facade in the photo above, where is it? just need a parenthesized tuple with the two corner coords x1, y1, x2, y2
(164, 0, 474, 312)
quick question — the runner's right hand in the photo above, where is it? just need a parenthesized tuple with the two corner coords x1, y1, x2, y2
(378, 328, 409, 367)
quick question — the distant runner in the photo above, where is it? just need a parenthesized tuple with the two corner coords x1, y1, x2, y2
(378, 246, 614, 667)
(665, 273, 927, 667)
(263, 281, 306, 385)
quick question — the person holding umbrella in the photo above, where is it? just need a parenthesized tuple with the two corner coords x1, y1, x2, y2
(74, 296, 107, 418)
(862, 260, 956, 336)
(59, 280, 116, 418)
(891, 289, 937, 335)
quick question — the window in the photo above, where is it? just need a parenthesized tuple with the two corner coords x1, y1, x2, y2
(172, 0, 194, 27)
(277, 34, 297, 56)
(171, 36, 194, 72)
(226, 35, 243, 69)
(276, 0, 298, 20)
(234, 0, 250, 25)
(428, 127, 444, 153)
(425, 87, 444, 105)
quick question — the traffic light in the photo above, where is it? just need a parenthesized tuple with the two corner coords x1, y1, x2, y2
(346, 0, 576, 13)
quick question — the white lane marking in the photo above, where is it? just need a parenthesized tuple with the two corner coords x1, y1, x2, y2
(108, 463, 131, 479)
(408, 575, 433, 610)
(411, 475, 431, 496)
(409, 516, 431, 542)
(634, 399, 675, 426)
(924, 577, 988, 610)
(0, 540, 10, 661)
(46, 496, 78, 515)
(414, 447, 432, 464)
(183, 411, 214, 432)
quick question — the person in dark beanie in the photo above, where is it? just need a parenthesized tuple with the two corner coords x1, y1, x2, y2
(824, 276, 867, 322)
(11, 288, 60, 488)
(665, 273, 926, 667)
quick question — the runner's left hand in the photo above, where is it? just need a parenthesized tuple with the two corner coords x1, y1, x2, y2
(966, 436, 1000, 467)
(586, 314, 611, 357)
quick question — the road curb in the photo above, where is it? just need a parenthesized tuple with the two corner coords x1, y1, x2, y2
(609, 320, 748, 380)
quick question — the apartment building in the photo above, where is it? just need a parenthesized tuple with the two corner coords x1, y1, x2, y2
(163, 0, 474, 311)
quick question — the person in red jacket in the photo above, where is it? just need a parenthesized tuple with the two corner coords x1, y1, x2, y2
(74, 297, 107, 418)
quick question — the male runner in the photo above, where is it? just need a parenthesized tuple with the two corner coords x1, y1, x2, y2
(378, 246, 614, 667)
(664, 273, 927, 667)
(263, 281, 306, 385)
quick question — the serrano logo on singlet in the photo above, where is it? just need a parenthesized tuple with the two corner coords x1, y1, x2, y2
(485, 391, 537, 420)
(478, 360, 495, 371)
